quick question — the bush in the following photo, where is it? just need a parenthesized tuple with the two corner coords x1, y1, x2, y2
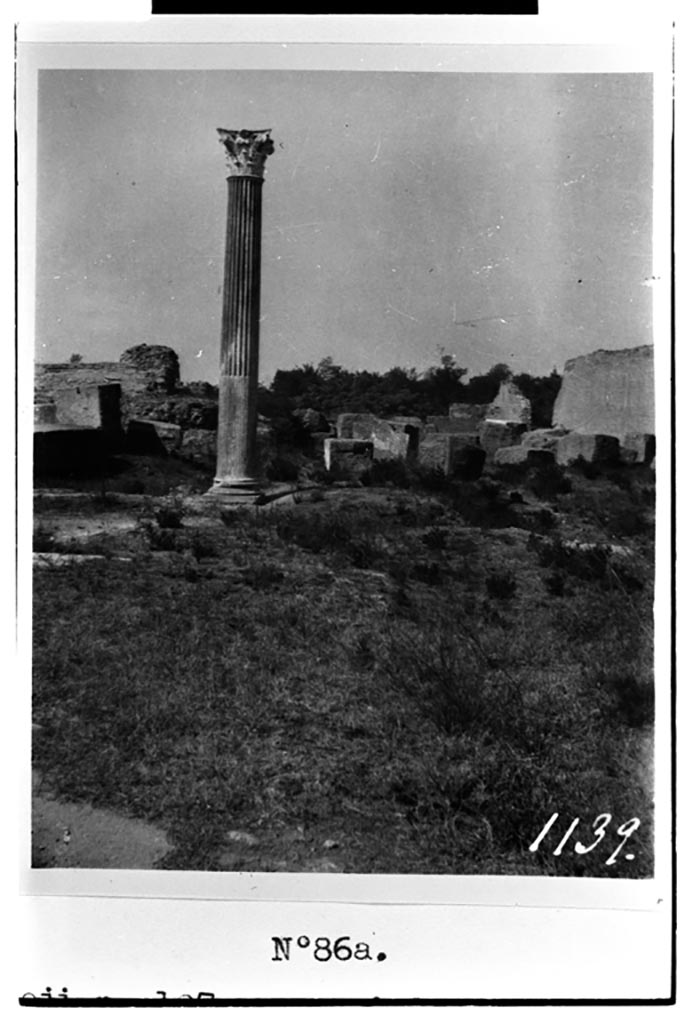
(155, 498, 185, 529)
(544, 572, 567, 597)
(380, 620, 489, 735)
(412, 466, 450, 494)
(450, 482, 520, 529)
(422, 527, 448, 550)
(33, 524, 57, 552)
(264, 452, 302, 483)
(532, 537, 611, 584)
(360, 459, 412, 489)
(597, 670, 654, 728)
(527, 463, 572, 500)
(485, 571, 518, 600)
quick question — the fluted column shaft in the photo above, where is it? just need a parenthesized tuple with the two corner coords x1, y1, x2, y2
(209, 128, 273, 502)
(214, 176, 263, 485)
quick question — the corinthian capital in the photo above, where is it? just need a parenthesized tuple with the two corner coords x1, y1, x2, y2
(217, 128, 274, 178)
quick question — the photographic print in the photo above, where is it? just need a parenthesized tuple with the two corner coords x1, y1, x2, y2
(26, 62, 661, 884)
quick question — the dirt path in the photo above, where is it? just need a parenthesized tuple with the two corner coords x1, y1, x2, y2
(32, 774, 172, 869)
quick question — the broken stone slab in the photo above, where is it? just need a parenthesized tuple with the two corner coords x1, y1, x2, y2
(225, 830, 259, 846)
(447, 403, 489, 429)
(388, 416, 424, 431)
(555, 432, 620, 466)
(336, 413, 409, 460)
(33, 553, 132, 568)
(179, 427, 217, 468)
(553, 345, 654, 436)
(425, 416, 483, 437)
(479, 420, 528, 456)
(521, 428, 570, 451)
(418, 434, 485, 478)
(387, 419, 422, 458)
(126, 418, 183, 455)
(324, 437, 374, 474)
(309, 430, 333, 456)
(486, 380, 532, 425)
(494, 446, 556, 467)
(53, 382, 122, 433)
(34, 402, 57, 425)
(620, 432, 655, 465)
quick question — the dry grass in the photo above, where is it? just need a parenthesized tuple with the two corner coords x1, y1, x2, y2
(32, 469, 655, 875)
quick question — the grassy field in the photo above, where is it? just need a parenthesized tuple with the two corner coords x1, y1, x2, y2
(32, 460, 656, 875)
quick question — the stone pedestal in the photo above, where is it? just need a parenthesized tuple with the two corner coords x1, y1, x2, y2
(207, 129, 274, 505)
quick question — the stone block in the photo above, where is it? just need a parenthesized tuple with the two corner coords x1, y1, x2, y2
(34, 426, 108, 477)
(620, 433, 655, 465)
(495, 446, 556, 467)
(53, 383, 122, 432)
(324, 438, 374, 474)
(387, 418, 422, 458)
(179, 428, 217, 468)
(388, 416, 424, 431)
(447, 403, 489, 430)
(418, 434, 485, 478)
(486, 380, 532, 425)
(555, 432, 620, 466)
(34, 403, 57, 425)
(521, 428, 570, 451)
(336, 413, 409, 461)
(427, 415, 483, 437)
(553, 345, 654, 436)
(479, 420, 528, 456)
(126, 419, 182, 455)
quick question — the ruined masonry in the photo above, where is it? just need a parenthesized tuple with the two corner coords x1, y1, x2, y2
(552, 346, 654, 440)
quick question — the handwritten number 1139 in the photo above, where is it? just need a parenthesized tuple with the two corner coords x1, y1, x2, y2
(529, 813, 641, 865)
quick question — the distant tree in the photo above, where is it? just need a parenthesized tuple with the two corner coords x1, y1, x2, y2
(69, 353, 83, 365)
(420, 354, 468, 414)
(464, 362, 512, 404)
(513, 369, 562, 427)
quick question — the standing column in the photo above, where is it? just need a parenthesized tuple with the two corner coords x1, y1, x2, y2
(208, 128, 274, 503)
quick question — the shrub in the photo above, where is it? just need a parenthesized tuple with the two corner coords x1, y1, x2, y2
(533, 537, 610, 584)
(188, 531, 221, 561)
(485, 571, 518, 600)
(33, 523, 57, 552)
(380, 621, 489, 735)
(596, 670, 655, 728)
(570, 456, 601, 480)
(450, 482, 520, 529)
(140, 522, 179, 552)
(155, 497, 185, 529)
(527, 463, 572, 500)
(360, 459, 412, 489)
(422, 527, 448, 550)
(544, 571, 567, 597)
(264, 452, 302, 483)
(412, 466, 450, 494)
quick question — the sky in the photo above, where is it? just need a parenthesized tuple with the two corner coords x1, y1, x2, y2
(33, 69, 653, 385)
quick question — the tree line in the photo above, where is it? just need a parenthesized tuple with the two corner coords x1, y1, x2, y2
(258, 356, 562, 430)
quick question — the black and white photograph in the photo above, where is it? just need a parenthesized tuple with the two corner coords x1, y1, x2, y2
(15, 11, 674, 1002)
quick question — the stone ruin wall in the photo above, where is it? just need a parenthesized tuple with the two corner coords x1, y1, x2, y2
(35, 346, 181, 427)
(552, 345, 654, 440)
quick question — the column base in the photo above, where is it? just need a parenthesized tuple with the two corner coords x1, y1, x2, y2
(204, 477, 263, 507)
